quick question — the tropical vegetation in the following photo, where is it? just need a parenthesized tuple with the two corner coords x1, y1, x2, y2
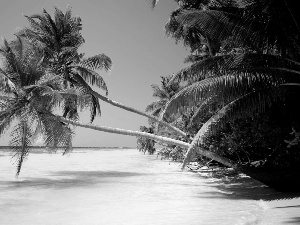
(0, 1, 299, 191)
(0, 5, 221, 177)
(144, 0, 300, 190)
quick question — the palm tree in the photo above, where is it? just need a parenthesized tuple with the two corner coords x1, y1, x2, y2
(146, 75, 181, 118)
(0, 36, 234, 175)
(16, 6, 111, 122)
(155, 0, 300, 168)
(0, 37, 76, 175)
(16, 5, 188, 137)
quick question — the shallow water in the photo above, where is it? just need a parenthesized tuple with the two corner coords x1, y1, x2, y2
(0, 149, 299, 225)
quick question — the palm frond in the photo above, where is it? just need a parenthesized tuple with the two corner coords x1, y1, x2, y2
(15, 28, 49, 51)
(0, 98, 17, 136)
(226, 53, 300, 75)
(10, 119, 34, 176)
(163, 71, 286, 119)
(24, 15, 51, 37)
(79, 54, 112, 72)
(36, 73, 63, 88)
(64, 5, 73, 25)
(90, 95, 101, 123)
(169, 55, 227, 83)
(150, 84, 169, 99)
(175, 9, 237, 40)
(145, 99, 168, 118)
(71, 67, 108, 94)
(41, 9, 58, 36)
(0, 68, 17, 92)
(54, 6, 65, 36)
(39, 112, 73, 154)
(187, 96, 216, 127)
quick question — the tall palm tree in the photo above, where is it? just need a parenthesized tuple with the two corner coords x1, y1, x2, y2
(16, 5, 188, 137)
(0, 37, 76, 175)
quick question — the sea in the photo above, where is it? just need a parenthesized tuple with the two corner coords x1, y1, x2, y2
(0, 148, 299, 225)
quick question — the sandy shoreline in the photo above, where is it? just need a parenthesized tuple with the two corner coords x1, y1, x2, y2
(1, 149, 299, 224)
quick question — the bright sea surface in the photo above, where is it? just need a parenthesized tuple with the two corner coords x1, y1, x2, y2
(0, 148, 299, 225)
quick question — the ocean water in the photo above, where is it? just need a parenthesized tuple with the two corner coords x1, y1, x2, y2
(0, 148, 299, 225)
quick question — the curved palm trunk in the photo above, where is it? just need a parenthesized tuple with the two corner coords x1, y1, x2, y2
(58, 116, 235, 169)
(181, 100, 240, 169)
(91, 90, 188, 137)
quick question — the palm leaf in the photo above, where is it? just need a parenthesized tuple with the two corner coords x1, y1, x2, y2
(24, 15, 54, 40)
(187, 96, 216, 127)
(162, 72, 285, 119)
(64, 5, 73, 29)
(168, 55, 227, 83)
(10, 119, 34, 176)
(79, 54, 112, 72)
(150, 83, 169, 99)
(39, 112, 73, 154)
(71, 67, 108, 94)
(54, 6, 65, 36)
(175, 9, 237, 41)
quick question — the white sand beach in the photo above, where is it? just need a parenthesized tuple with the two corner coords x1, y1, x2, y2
(0, 148, 299, 225)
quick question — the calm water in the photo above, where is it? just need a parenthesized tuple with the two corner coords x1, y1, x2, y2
(0, 149, 299, 225)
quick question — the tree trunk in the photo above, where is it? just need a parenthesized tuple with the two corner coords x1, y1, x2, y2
(59, 116, 189, 148)
(181, 100, 239, 170)
(58, 116, 236, 169)
(92, 90, 188, 137)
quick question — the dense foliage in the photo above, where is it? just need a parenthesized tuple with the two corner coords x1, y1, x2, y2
(143, 0, 300, 175)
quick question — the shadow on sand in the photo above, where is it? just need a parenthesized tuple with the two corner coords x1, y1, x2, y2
(0, 170, 146, 190)
(284, 217, 300, 224)
(192, 169, 300, 201)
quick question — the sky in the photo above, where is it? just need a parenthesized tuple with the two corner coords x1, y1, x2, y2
(0, 0, 189, 147)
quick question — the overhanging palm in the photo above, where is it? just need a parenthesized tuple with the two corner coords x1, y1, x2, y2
(156, 0, 300, 168)
(1, 5, 240, 175)
(17, 5, 187, 136)
(0, 37, 234, 175)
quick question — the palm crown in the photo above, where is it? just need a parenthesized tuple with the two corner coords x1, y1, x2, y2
(16, 6, 112, 122)
(0, 37, 77, 175)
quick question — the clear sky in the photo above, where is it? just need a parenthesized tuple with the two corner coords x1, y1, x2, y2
(0, 0, 189, 147)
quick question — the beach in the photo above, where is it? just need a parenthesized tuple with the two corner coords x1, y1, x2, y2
(0, 148, 299, 225)
(192, 167, 300, 224)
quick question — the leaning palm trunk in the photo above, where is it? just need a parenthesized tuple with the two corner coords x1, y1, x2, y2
(91, 90, 188, 137)
(59, 116, 188, 148)
(181, 100, 240, 170)
(58, 116, 235, 168)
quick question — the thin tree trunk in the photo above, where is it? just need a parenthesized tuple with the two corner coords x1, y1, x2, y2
(58, 116, 236, 169)
(91, 90, 188, 137)
(59, 116, 189, 148)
